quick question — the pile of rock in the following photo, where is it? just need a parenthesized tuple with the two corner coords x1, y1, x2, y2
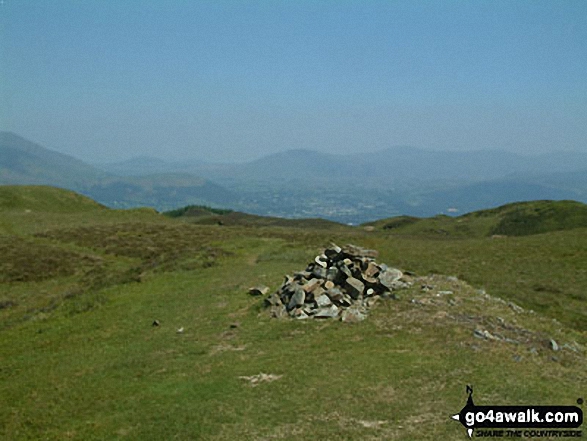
(263, 244, 412, 322)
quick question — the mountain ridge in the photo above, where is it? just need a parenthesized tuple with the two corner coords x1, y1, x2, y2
(2, 131, 587, 222)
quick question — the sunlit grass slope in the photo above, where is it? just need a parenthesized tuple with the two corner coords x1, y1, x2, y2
(0, 187, 585, 440)
(366, 200, 587, 238)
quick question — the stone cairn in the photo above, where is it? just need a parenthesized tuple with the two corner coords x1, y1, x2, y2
(261, 244, 412, 322)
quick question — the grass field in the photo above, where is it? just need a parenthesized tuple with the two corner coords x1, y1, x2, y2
(0, 187, 585, 440)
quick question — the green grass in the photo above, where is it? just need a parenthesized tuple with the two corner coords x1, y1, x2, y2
(168, 204, 349, 229)
(164, 204, 234, 218)
(0, 185, 106, 213)
(367, 200, 587, 238)
(0, 186, 585, 440)
(363, 229, 587, 331)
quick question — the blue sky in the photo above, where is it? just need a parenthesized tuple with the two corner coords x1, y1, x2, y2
(1, 0, 586, 162)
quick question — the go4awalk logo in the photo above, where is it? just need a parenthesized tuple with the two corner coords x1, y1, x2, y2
(451, 386, 583, 438)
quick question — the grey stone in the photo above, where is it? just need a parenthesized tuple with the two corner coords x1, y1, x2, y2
(508, 302, 524, 313)
(264, 293, 283, 307)
(326, 266, 340, 282)
(345, 277, 365, 299)
(326, 287, 344, 302)
(390, 280, 411, 290)
(337, 263, 353, 279)
(379, 268, 403, 289)
(294, 310, 310, 320)
(311, 286, 326, 299)
(287, 288, 306, 310)
(341, 294, 353, 307)
(474, 329, 499, 341)
(311, 266, 327, 279)
(316, 294, 332, 308)
(314, 304, 340, 319)
(248, 285, 270, 296)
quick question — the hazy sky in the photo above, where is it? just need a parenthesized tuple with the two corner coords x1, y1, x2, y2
(1, 1, 586, 163)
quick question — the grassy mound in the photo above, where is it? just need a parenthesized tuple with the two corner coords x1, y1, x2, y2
(487, 200, 587, 236)
(0, 185, 106, 213)
(367, 200, 587, 238)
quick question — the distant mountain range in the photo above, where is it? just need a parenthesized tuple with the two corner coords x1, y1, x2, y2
(0, 132, 236, 210)
(98, 146, 587, 185)
(2, 131, 587, 223)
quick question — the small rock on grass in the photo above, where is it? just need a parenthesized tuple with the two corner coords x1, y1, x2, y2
(341, 307, 366, 323)
(249, 285, 270, 296)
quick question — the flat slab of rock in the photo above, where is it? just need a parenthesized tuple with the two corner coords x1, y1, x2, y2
(345, 277, 365, 299)
(287, 288, 306, 310)
(316, 294, 333, 308)
(326, 287, 344, 302)
(249, 285, 270, 296)
(314, 304, 340, 319)
(379, 268, 403, 289)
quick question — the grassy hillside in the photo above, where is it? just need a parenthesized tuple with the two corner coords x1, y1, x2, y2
(0, 185, 106, 213)
(367, 200, 587, 238)
(165, 205, 348, 229)
(0, 187, 585, 440)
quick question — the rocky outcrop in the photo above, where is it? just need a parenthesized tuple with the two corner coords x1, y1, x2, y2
(264, 244, 412, 321)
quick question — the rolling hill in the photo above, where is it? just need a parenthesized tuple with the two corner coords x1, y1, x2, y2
(366, 200, 587, 238)
(0, 185, 106, 213)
